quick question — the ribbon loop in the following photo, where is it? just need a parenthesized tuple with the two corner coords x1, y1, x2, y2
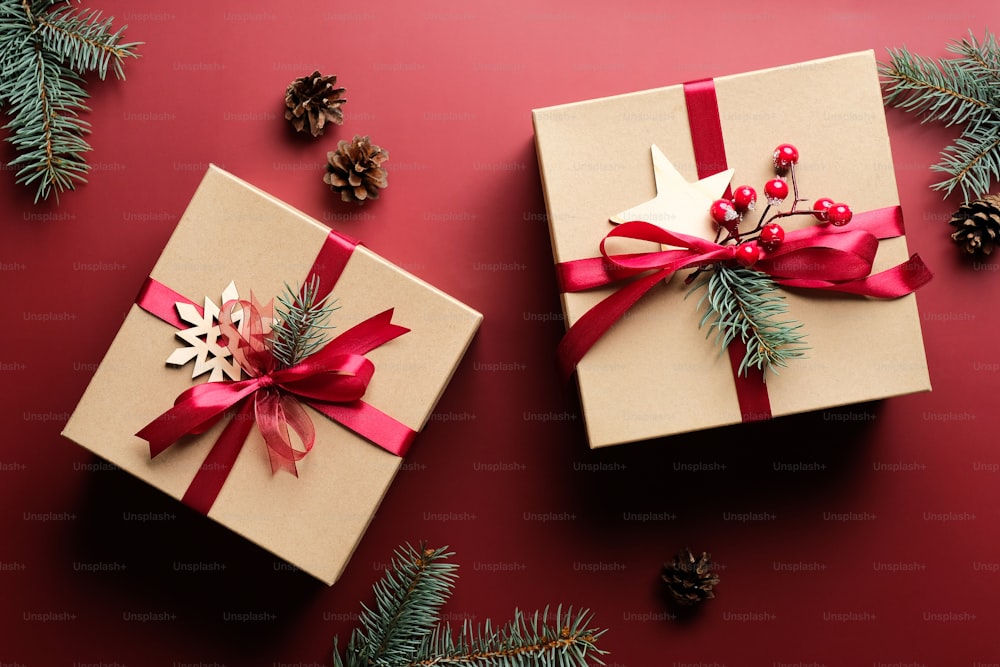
(219, 296, 276, 378)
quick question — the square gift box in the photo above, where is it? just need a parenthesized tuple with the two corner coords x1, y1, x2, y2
(63, 166, 482, 584)
(532, 50, 930, 448)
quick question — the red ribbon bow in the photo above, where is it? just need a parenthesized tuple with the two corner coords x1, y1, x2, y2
(133, 230, 416, 514)
(555, 207, 932, 381)
(137, 298, 408, 476)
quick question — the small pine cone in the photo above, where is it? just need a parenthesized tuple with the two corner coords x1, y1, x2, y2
(284, 71, 346, 137)
(661, 548, 719, 607)
(949, 194, 1000, 256)
(324, 135, 389, 205)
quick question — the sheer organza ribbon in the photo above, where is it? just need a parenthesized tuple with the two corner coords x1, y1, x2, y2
(134, 231, 416, 514)
(555, 78, 931, 424)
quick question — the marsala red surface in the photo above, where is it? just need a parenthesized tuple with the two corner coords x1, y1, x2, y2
(2, 2, 998, 665)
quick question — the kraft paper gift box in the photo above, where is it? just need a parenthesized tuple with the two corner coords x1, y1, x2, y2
(63, 166, 482, 584)
(532, 51, 930, 448)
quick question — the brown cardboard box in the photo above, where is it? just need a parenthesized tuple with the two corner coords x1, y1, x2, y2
(63, 166, 482, 584)
(532, 51, 930, 448)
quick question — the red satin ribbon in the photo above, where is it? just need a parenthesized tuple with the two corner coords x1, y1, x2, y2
(556, 209, 931, 381)
(135, 277, 200, 330)
(135, 230, 417, 514)
(683, 79, 732, 193)
(685, 78, 764, 418)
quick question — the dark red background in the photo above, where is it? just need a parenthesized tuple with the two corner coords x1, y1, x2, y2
(3, 1, 999, 665)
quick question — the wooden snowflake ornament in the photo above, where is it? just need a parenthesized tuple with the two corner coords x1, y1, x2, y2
(165, 281, 245, 382)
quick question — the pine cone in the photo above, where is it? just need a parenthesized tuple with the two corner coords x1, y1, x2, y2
(661, 548, 719, 607)
(284, 71, 346, 137)
(949, 194, 1000, 256)
(324, 135, 389, 205)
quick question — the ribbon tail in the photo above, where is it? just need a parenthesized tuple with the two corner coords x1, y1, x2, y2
(137, 380, 260, 457)
(318, 309, 409, 359)
(855, 254, 933, 297)
(181, 399, 255, 515)
(557, 269, 672, 381)
(307, 400, 416, 457)
(256, 391, 315, 476)
(776, 254, 932, 298)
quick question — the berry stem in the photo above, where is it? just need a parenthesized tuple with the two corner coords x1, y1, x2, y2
(763, 208, 823, 225)
(785, 165, 812, 213)
(788, 164, 801, 206)
(718, 203, 771, 246)
(712, 224, 723, 244)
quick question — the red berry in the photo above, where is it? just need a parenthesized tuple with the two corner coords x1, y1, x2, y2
(732, 185, 757, 212)
(773, 143, 799, 171)
(759, 223, 785, 251)
(827, 203, 853, 226)
(812, 197, 835, 222)
(764, 178, 788, 204)
(734, 242, 760, 267)
(710, 198, 738, 227)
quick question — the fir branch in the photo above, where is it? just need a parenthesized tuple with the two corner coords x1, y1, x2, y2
(271, 276, 338, 368)
(932, 118, 1000, 200)
(335, 543, 459, 667)
(3, 40, 91, 200)
(0, 0, 140, 202)
(411, 606, 605, 667)
(879, 45, 998, 128)
(879, 31, 1000, 200)
(946, 30, 1000, 87)
(689, 263, 808, 376)
(333, 545, 608, 667)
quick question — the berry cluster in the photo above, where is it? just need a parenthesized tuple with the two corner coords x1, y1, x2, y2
(708, 143, 853, 267)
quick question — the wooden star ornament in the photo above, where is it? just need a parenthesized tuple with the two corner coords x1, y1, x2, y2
(610, 144, 733, 240)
